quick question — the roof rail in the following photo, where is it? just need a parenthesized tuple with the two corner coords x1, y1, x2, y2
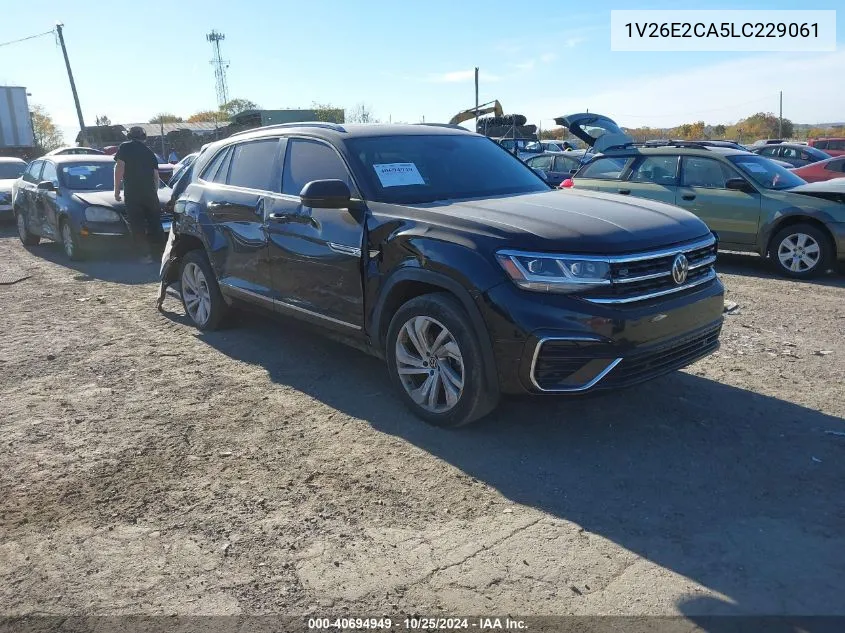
(229, 121, 347, 138)
(635, 140, 711, 150)
(414, 123, 470, 132)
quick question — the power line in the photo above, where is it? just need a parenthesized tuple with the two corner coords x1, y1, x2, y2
(0, 29, 55, 49)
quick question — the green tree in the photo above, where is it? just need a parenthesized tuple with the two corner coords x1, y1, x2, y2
(187, 110, 223, 123)
(219, 98, 259, 117)
(311, 102, 345, 123)
(30, 105, 64, 153)
(150, 113, 183, 124)
(712, 124, 726, 138)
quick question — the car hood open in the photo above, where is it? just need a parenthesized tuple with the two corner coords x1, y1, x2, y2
(393, 189, 712, 254)
(554, 113, 634, 153)
(786, 179, 845, 204)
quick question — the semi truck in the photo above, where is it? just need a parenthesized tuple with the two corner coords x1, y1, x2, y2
(0, 86, 36, 159)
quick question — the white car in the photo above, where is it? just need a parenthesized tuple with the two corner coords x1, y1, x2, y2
(0, 157, 27, 220)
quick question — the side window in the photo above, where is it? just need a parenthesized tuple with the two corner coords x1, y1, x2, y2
(200, 148, 229, 182)
(24, 160, 43, 183)
(282, 139, 352, 197)
(628, 155, 679, 185)
(814, 140, 828, 150)
(529, 155, 553, 171)
(553, 156, 577, 172)
(825, 159, 845, 173)
(227, 140, 280, 191)
(758, 146, 777, 157)
(781, 147, 798, 159)
(577, 156, 630, 180)
(830, 140, 845, 151)
(41, 162, 58, 185)
(209, 147, 233, 184)
(681, 157, 734, 189)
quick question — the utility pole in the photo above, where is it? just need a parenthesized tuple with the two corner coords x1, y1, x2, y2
(56, 23, 86, 146)
(778, 90, 783, 138)
(474, 67, 479, 125)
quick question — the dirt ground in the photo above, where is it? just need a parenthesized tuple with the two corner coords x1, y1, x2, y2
(1, 225, 844, 623)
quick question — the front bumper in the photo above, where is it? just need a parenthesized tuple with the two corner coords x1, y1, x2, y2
(482, 275, 725, 394)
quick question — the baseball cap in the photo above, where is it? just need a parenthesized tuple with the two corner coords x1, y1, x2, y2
(127, 126, 147, 140)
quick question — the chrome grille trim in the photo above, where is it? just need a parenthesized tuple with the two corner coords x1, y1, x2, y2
(585, 269, 717, 304)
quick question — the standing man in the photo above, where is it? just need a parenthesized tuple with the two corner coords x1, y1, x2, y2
(114, 126, 163, 264)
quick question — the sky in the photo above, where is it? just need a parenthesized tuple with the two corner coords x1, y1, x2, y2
(0, 0, 842, 144)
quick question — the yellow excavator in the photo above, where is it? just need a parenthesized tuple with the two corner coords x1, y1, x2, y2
(448, 100, 503, 125)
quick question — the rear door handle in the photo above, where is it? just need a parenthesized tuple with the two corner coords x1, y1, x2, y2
(682, 194, 696, 201)
(617, 189, 630, 195)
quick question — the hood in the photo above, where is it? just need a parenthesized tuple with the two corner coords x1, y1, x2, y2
(73, 188, 172, 209)
(381, 189, 711, 254)
(554, 113, 633, 153)
(783, 179, 845, 205)
(0, 179, 16, 192)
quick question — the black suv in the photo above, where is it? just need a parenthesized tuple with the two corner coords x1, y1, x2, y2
(161, 123, 725, 426)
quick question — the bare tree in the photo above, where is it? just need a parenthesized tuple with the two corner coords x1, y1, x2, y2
(347, 102, 377, 124)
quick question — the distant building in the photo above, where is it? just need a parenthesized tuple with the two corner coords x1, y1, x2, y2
(230, 108, 345, 127)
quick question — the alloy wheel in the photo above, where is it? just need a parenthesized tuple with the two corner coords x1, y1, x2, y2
(17, 213, 27, 241)
(777, 232, 820, 273)
(181, 262, 212, 326)
(395, 315, 465, 414)
(61, 222, 75, 258)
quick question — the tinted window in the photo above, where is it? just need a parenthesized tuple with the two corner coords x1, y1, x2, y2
(681, 157, 735, 188)
(828, 140, 845, 151)
(728, 155, 805, 190)
(41, 162, 58, 185)
(210, 147, 233, 184)
(578, 156, 630, 180)
(824, 159, 845, 173)
(781, 147, 799, 159)
(814, 140, 828, 149)
(527, 155, 553, 171)
(347, 135, 548, 204)
(629, 155, 678, 185)
(0, 162, 25, 179)
(227, 140, 279, 191)
(282, 139, 352, 196)
(758, 146, 778, 157)
(24, 161, 43, 183)
(807, 146, 831, 160)
(200, 148, 228, 181)
(553, 155, 578, 172)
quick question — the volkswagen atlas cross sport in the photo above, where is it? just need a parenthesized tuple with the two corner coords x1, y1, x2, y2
(558, 113, 845, 279)
(160, 122, 724, 427)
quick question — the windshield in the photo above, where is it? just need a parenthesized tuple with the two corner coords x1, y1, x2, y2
(347, 135, 550, 204)
(727, 155, 806, 190)
(60, 164, 115, 190)
(0, 162, 26, 179)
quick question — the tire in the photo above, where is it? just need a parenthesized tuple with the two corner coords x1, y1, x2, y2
(385, 292, 499, 427)
(15, 208, 40, 246)
(179, 250, 229, 330)
(60, 218, 84, 261)
(769, 223, 833, 279)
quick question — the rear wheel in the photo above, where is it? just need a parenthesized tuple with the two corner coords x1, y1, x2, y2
(769, 223, 832, 279)
(179, 250, 229, 330)
(16, 209, 39, 246)
(385, 293, 499, 427)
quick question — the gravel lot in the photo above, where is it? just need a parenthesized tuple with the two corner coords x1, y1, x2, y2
(1, 226, 844, 622)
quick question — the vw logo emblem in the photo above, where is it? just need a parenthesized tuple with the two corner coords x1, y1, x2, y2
(671, 254, 689, 285)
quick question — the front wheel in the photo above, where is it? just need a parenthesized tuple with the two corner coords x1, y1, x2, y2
(769, 223, 832, 279)
(385, 293, 499, 427)
(60, 219, 85, 261)
(16, 209, 40, 246)
(179, 250, 229, 330)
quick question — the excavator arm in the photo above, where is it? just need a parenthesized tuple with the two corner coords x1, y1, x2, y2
(448, 100, 503, 126)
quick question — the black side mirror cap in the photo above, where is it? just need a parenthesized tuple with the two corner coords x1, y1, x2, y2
(725, 178, 754, 193)
(37, 180, 55, 192)
(299, 179, 352, 209)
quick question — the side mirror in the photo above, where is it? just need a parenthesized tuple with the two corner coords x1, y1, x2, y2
(37, 180, 55, 192)
(300, 179, 352, 209)
(725, 178, 754, 193)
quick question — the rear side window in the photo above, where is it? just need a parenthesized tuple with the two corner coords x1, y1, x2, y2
(228, 140, 280, 191)
(681, 157, 735, 188)
(200, 148, 230, 183)
(553, 155, 578, 172)
(528, 155, 553, 171)
(578, 156, 629, 180)
(829, 140, 845, 151)
(758, 146, 779, 157)
(628, 155, 679, 185)
(814, 140, 828, 149)
(23, 160, 43, 183)
(780, 147, 799, 159)
(282, 139, 352, 196)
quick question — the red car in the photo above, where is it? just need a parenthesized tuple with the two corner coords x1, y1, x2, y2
(790, 156, 845, 182)
(808, 138, 845, 157)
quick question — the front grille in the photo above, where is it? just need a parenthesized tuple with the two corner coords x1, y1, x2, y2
(603, 322, 722, 388)
(583, 236, 717, 304)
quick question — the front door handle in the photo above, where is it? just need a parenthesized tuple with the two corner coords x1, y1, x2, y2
(207, 201, 229, 209)
(682, 194, 696, 201)
(617, 189, 630, 195)
(267, 213, 288, 222)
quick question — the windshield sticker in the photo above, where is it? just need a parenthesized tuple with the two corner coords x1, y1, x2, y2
(373, 163, 425, 187)
(738, 162, 768, 174)
(66, 166, 96, 175)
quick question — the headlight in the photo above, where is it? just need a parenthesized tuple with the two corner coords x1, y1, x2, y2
(84, 205, 122, 222)
(496, 250, 612, 293)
